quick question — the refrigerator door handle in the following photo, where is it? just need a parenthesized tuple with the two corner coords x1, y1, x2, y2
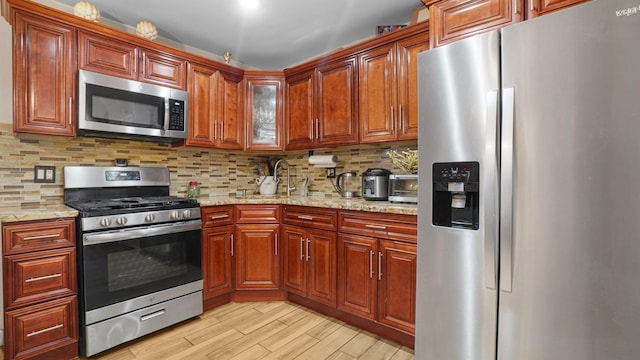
(500, 87, 515, 293)
(485, 90, 499, 290)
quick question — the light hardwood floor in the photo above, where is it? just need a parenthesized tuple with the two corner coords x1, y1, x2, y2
(73, 301, 414, 360)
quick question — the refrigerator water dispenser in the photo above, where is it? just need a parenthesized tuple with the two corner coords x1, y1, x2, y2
(432, 162, 479, 230)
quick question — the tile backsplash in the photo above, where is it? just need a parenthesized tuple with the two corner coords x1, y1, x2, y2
(0, 123, 417, 208)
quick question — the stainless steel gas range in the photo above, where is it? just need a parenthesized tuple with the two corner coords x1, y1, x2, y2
(63, 166, 203, 357)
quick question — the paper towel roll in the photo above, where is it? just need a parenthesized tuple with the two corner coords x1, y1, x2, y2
(308, 155, 337, 168)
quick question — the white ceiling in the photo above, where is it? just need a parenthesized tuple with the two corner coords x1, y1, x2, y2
(52, 0, 424, 69)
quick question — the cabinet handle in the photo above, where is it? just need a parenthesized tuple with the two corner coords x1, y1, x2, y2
(315, 119, 320, 140)
(275, 233, 278, 255)
(306, 238, 310, 261)
(378, 252, 383, 281)
(530, 0, 535, 11)
(365, 224, 387, 230)
(27, 324, 63, 337)
(369, 250, 374, 278)
(297, 215, 313, 221)
(390, 106, 395, 130)
(25, 273, 62, 283)
(209, 214, 229, 220)
(230, 234, 234, 257)
(23, 234, 59, 241)
(213, 120, 218, 140)
(68, 97, 73, 125)
(300, 237, 304, 260)
(219, 121, 224, 140)
(399, 104, 404, 131)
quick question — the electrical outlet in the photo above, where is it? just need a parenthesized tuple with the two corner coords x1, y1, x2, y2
(326, 168, 336, 178)
(34, 165, 55, 183)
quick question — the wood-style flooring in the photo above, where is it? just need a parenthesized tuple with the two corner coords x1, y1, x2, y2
(72, 301, 415, 360)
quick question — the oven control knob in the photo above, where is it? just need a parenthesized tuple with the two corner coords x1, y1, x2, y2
(182, 210, 192, 218)
(170, 211, 180, 220)
(145, 214, 156, 223)
(100, 218, 111, 227)
(116, 216, 128, 226)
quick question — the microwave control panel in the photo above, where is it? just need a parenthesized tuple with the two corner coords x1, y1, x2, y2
(168, 99, 185, 131)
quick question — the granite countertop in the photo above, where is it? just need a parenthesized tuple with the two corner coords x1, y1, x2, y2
(0, 195, 416, 224)
(198, 195, 418, 216)
(0, 205, 79, 223)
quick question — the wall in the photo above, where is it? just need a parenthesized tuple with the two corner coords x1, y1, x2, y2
(0, 122, 416, 209)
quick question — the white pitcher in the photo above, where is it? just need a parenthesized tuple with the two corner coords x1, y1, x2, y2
(256, 176, 279, 195)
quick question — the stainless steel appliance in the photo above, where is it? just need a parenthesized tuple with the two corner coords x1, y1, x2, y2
(335, 171, 360, 197)
(362, 168, 390, 201)
(416, 1, 640, 359)
(388, 174, 418, 203)
(63, 166, 203, 357)
(77, 69, 189, 142)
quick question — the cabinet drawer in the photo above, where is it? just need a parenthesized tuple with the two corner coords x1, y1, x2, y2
(5, 248, 77, 310)
(201, 205, 235, 228)
(235, 205, 280, 224)
(282, 206, 337, 231)
(338, 211, 417, 243)
(4, 296, 78, 360)
(2, 218, 75, 255)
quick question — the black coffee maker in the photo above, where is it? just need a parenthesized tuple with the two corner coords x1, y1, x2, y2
(432, 162, 479, 230)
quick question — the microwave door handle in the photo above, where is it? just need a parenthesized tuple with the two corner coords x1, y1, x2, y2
(163, 98, 170, 133)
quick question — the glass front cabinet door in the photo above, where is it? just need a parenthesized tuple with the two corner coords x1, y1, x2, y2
(245, 72, 284, 150)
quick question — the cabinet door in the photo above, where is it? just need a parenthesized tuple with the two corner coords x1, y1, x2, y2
(235, 224, 280, 289)
(202, 226, 234, 299)
(316, 57, 359, 147)
(337, 234, 377, 320)
(307, 229, 337, 307)
(245, 76, 284, 151)
(140, 49, 186, 89)
(281, 225, 306, 296)
(527, 0, 589, 18)
(78, 31, 137, 79)
(13, 11, 76, 136)
(378, 240, 417, 334)
(397, 33, 429, 141)
(359, 44, 397, 143)
(430, 0, 522, 48)
(186, 62, 218, 147)
(216, 71, 244, 149)
(285, 70, 316, 150)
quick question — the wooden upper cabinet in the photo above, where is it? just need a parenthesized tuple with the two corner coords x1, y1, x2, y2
(245, 71, 285, 151)
(429, 0, 522, 48)
(359, 32, 427, 143)
(217, 71, 244, 150)
(185, 63, 243, 149)
(78, 31, 186, 89)
(12, 10, 76, 136)
(285, 57, 358, 150)
(316, 57, 359, 147)
(186, 62, 218, 147)
(527, 0, 590, 18)
(397, 33, 429, 140)
(285, 69, 316, 150)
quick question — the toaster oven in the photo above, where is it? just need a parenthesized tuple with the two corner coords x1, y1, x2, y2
(388, 174, 418, 203)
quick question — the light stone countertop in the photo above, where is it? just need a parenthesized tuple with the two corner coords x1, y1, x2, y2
(0, 205, 79, 224)
(0, 195, 417, 225)
(198, 195, 418, 216)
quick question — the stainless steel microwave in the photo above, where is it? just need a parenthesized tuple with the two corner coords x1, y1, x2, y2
(388, 174, 418, 203)
(77, 69, 189, 142)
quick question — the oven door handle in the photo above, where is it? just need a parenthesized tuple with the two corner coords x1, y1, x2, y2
(83, 220, 202, 246)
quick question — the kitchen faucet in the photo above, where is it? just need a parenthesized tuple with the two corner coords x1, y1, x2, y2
(273, 159, 295, 197)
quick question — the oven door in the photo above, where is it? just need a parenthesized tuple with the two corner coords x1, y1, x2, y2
(80, 220, 202, 313)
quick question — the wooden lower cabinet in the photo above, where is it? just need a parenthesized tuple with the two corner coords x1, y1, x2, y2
(282, 225, 337, 307)
(2, 218, 78, 360)
(235, 223, 280, 290)
(202, 225, 234, 299)
(337, 234, 417, 334)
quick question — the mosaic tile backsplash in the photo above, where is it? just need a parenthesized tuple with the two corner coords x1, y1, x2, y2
(0, 122, 417, 209)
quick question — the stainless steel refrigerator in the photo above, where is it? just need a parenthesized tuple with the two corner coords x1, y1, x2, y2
(415, 0, 640, 359)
